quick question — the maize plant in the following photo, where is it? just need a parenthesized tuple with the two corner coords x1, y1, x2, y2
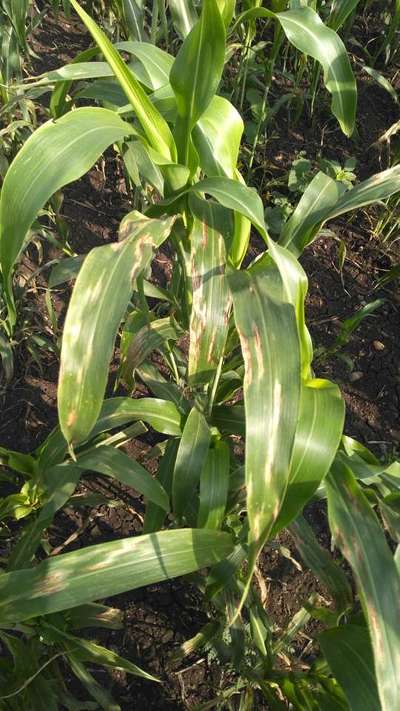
(1, 0, 400, 708)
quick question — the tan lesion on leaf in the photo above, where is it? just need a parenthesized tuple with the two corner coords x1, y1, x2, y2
(252, 325, 265, 380)
(32, 571, 66, 597)
(86, 560, 110, 573)
(66, 410, 77, 428)
(200, 223, 209, 249)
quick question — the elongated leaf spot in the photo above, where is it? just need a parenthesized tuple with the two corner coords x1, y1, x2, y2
(32, 572, 65, 596)
(67, 411, 77, 428)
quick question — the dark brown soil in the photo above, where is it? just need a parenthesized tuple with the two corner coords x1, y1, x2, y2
(0, 5, 399, 709)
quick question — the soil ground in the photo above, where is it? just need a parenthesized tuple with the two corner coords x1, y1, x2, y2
(0, 5, 399, 709)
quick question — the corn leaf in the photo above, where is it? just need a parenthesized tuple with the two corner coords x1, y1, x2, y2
(7, 464, 82, 571)
(187, 197, 231, 386)
(319, 625, 380, 711)
(76, 446, 170, 511)
(58, 213, 175, 446)
(289, 515, 352, 614)
(169, 0, 198, 37)
(235, 6, 357, 136)
(0, 529, 233, 625)
(229, 267, 301, 551)
(69, 0, 176, 160)
(329, 0, 362, 31)
(0, 107, 134, 326)
(115, 41, 173, 89)
(193, 177, 266, 235)
(172, 407, 211, 522)
(144, 440, 179, 534)
(326, 461, 400, 711)
(281, 165, 400, 255)
(193, 96, 244, 178)
(170, 0, 225, 163)
(274, 379, 344, 533)
(39, 396, 182, 471)
(198, 440, 230, 530)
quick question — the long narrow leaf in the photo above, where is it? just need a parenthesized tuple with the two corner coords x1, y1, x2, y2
(0, 529, 234, 624)
(326, 461, 400, 711)
(58, 213, 175, 446)
(0, 108, 134, 326)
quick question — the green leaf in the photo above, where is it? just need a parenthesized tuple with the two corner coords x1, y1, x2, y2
(169, 0, 198, 37)
(281, 165, 400, 255)
(170, 0, 225, 163)
(0, 108, 134, 327)
(363, 65, 398, 105)
(0, 528, 234, 624)
(115, 41, 174, 90)
(45, 623, 157, 682)
(76, 446, 170, 511)
(319, 625, 380, 711)
(187, 197, 231, 386)
(120, 316, 179, 387)
(235, 6, 357, 136)
(69, 0, 176, 160)
(7, 464, 82, 571)
(193, 177, 266, 236)
(58, 212, 175, 446)
(193, 96, 244, 179)
(143, 439, 179, 534)
(198, 440, 230, 530)
(327, 461, 400, 711)
(289, 515, 352, 614)
(172, 407, 211, 522)
(38, 396, 182, 471)
(229, 267, 301, 550)
(280, 171, 345, 255)
(274, 379, 344, 533)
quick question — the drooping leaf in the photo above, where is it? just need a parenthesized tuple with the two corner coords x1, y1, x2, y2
(58, 212, 175, 446)
(0, 528, 234, 624)
(76, 446, 170, 511)
(281, 165, 400, 255)
(234, 6, 357, 136)
(192, 177, 266, 235)
(193, 96, 244, 179)
(0, 108, 134, 326)
(326, 461, 400, 711)
(274, 379, 344, 533)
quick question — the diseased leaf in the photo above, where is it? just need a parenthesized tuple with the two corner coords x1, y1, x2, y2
(187, 197, 231, 386)
(58, 213, 175, 446)
(327, 461, 400, 711)
(229, 267, 301, 551)
(0, 529, 234, 624)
